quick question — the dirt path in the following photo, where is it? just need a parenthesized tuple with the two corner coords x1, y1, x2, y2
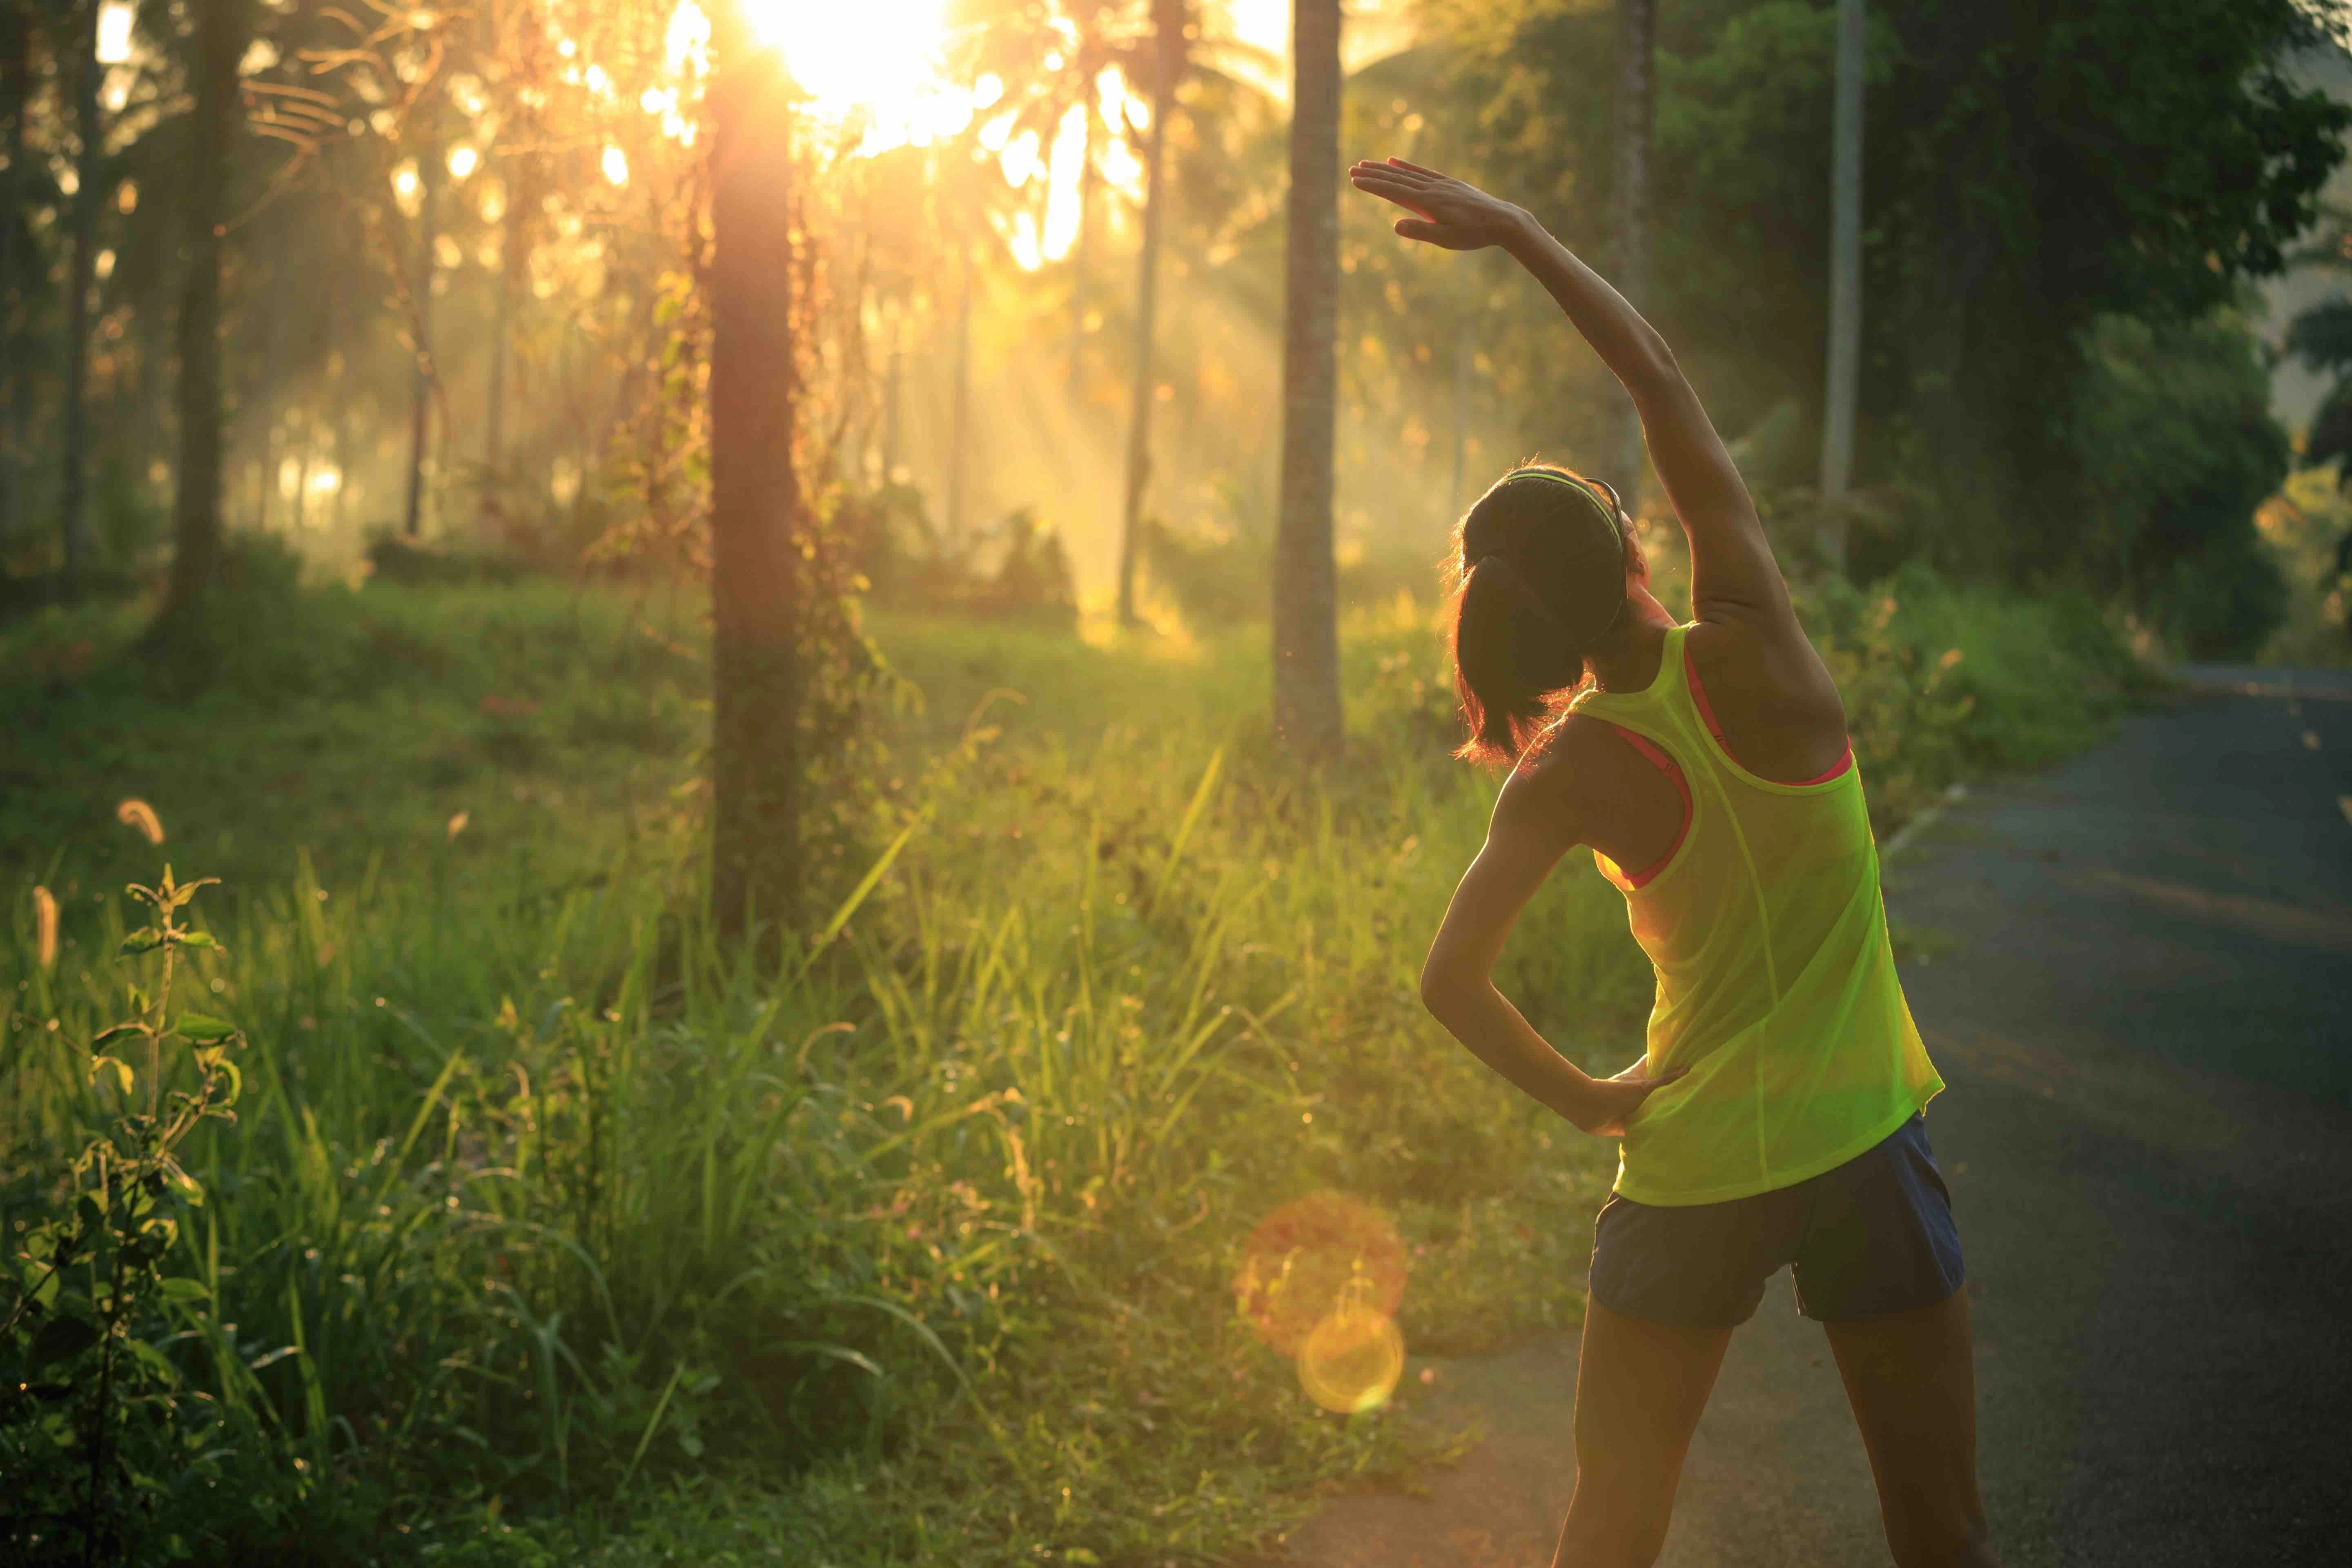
(1263, 674, 2352, 1568)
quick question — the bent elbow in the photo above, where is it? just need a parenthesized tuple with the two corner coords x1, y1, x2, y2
(1418, 962, 1465, 1020)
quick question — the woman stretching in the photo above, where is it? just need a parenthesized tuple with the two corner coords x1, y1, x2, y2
(1350, 158, 1997, 1568)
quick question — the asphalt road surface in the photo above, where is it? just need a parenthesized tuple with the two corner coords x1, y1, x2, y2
(1265, 671, 2352, 1568)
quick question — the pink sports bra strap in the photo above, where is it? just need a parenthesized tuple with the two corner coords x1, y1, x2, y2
(1683, 641, 1853, 786)
(1599, 723, 1690, 890)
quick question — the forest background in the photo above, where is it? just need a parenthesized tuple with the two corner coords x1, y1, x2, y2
(3, 0, 2352, 1564)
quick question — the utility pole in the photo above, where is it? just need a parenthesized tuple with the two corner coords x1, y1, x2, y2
(1818, 0, 1865, 568)
(1613, 0, 1655, 498)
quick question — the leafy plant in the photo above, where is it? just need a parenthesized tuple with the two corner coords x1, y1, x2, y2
(1, 868, 253, 1566)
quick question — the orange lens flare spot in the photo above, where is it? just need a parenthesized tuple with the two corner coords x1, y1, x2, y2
(1298, 1301, 1406, 1414)
(1232, 1191, 1407, 1357)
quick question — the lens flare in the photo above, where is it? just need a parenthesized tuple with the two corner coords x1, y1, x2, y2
(1298, 1279, 1406, 1414)
(1233, 1191, 1407, 1357)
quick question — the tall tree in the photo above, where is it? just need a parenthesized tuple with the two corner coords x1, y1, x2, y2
(947, 238, 972, 542)
(1067, 76, 1097, 399)
(1612, 0, 1654, 493)
(1817, 0, 1864, 565)
(708, 12, 803, 943)
(0, 2, 26, 552)
(155, 0, 247, 634)
(1272, 0, 1342, 748)
(1115, 0, 1184, 628)
(403, 136, 439, 536)
(60, 0, 103, 588)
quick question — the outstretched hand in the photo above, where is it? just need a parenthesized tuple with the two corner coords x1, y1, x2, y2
(1348, 158, 1528, 251)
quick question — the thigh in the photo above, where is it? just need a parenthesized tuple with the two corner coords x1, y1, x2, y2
(1823, 1290, 1997, 1566)
(1557, 1299, 1732, 1568)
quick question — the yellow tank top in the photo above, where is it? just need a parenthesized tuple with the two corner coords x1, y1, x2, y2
(1568, 623, 1942, 1206)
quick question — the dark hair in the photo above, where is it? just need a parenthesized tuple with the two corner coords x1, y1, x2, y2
(1444, 464, 1644, 766)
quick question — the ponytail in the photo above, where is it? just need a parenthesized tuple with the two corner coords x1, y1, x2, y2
(1452, 553, 1587, 764)
(1444, 464, 1640, 767)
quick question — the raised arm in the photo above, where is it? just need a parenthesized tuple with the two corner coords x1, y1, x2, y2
(1348, 158, 1795, 633)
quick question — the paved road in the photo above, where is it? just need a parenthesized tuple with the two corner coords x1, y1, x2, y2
(1267, 676, 2352, 1567)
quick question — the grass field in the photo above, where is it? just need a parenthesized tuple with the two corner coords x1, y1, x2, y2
(0, 566, 2142, 1564)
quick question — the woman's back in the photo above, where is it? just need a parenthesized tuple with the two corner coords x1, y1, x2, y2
(1569, 624, 1941, 1206)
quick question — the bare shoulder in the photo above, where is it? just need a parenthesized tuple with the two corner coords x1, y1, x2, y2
(1685, 614, 1845, 732)
(1496, 715, 1633, 848)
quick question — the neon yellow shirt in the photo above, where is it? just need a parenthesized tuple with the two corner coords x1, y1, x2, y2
(1568, 623, 1942, 1206)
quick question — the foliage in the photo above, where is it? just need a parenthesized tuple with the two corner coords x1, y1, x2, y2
(2256, 469, 2352, 664)
(2070, 312, 2291, 656)
(842, 485, 1080, 628)
(2, 580, 2136, 1560)
(2, 867, 263, 1565)
(1421, 0, 2341, 584)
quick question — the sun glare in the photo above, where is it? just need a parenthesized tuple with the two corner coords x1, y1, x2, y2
(740, 0, 966, 154)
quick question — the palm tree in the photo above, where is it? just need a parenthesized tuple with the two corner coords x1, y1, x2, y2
(1272, 0, 1343, 748)
(708, 9, 805, 944)
(403, 128, 439, 537)
(60, 0, 105, 590)
(154, 0, 248, 636)
(0, 3, 28, 552)
(1116, 0, 1185, 628)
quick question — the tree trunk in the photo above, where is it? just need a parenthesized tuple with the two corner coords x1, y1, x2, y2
(155, 0, 246, 635)
(708, 20, 802, 947)
(61, 0, 101, 590)
(1069, 77, 1097, 399)
(946, 239, 971, 545)
(1818, 0, 1865, 564)
(1613, 0, 1655, 494)
(0, 4, 27, 552)
(882, 319, 903, 480)
(403, 140, 439, 537)
(485, 204, 512, 485)
(1451, 318, 1472, 512)
(1116, 0, 1183, 629)
(1272, 0, 1343, 750)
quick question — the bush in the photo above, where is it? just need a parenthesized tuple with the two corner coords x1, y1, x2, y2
(363, 530, 535, 588)
(842, 486, 1078, 628)
(2144, 526, 2291, 660)
(2071, 310, 2290, 652)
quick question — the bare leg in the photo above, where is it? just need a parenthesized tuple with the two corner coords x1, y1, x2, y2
(1554, 1299, 1733, 1568)
(1823, 1289, 2000, 1568)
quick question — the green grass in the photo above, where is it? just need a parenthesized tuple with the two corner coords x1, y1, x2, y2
(0, 565, 2138, 1564)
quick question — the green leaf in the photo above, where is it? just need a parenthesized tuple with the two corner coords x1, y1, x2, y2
(91, 1056, 135, 1096)
(91, 1022, 149, 1049)
(125, 1336, 181, 1383)
(174, 1014, 236, 1045)
(31, 1315, 101, 1365)
(158, 1278, 209, 1302)
(160, 1160, 204, 1206)
(120, 928, 163, 955)
(176, 931, 221, 951)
